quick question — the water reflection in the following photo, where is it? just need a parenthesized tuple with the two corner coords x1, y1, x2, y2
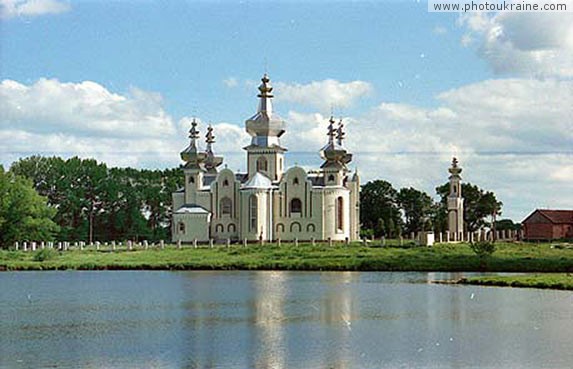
(1, 271, 572, 369)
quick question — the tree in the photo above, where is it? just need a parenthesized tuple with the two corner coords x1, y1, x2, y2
(469, 241, 496, 269)
(436, 182, 503, 232)
(397, 187, 434, 235)
(360, 180, 403, 237)
(0, 166, 59, 248)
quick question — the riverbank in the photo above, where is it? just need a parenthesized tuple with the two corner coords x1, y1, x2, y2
(458, 274, 573, 290)
(1, 241, 572, 272)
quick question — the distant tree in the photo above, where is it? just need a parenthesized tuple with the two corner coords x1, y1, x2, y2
(495, 218, 521, 231)
(397, 187, 434, 235)
(360, 180, 403, 237)
(436, 182, 503, 232)
(0, 166, 59, 248)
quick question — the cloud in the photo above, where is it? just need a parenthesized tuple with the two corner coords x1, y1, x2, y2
(433, 25, 447, 35)
(223, 77, 238, 88)
(0, 78, 175, 138)
(458, 4, 573, 77)
(275, 79, 373, 111)
(0, 0, 70, 19)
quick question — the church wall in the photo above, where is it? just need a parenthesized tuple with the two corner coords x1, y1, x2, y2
(247, 150, 284, 182)
(321, 187, 351, 241)
(172, 192, 184, 214)
(172, 213, 211, 242)
(211, 169, 240, 240)
(240, 189, 270, 241)
(347, 177, 360, 241)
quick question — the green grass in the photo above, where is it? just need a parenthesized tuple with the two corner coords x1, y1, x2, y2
(0, 241, 572, 273)
(459, 274, 573, 290)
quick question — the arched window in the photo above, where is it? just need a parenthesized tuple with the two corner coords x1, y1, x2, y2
(216, 224, 224, 233)
(307, 224, 316, 232)
(290, 198, 302, 214)
(328, 174, 335, 182)
(189, 176, 195, 184)
(249, 195, 257, 232)
(223, 179, 229, 187)
(290, 222, 301, 232)
(220, 197, 232, 216)
(336, 196, 344, 231)
(178, 222, 185, 234)
(293, 177, 299, 185)
(276, 223, 285, 233)
(256, 157, 268, 172)
(228, 223, 236, 233)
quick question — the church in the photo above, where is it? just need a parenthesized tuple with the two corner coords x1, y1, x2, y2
(171, 74, 360, 243)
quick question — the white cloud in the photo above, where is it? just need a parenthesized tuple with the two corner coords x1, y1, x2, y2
(275, 79, 373, 111)
(0, 0, 70, 19)
(458, 4, 573, 77)
(0, 78, 175, 138)
(433, 25, 447, 35)
(223, 77, 238, 88)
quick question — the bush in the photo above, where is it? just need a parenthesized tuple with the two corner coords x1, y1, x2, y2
(33, 248, 58, 262)
(469, 241, 496, 258)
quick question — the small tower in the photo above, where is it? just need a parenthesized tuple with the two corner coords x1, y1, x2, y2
(180, 118, 206, 203)
(244, 74, 287, 181)
(203, 124, 223, 174)
(447, 157, 464, 241)
(320, 117, 352, 186)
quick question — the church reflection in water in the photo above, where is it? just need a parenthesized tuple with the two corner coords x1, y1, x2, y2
(182, 271, 358, 369)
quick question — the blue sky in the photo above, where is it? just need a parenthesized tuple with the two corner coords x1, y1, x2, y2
(1, 0, 572, 221)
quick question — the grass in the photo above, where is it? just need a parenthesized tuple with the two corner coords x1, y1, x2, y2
(0, 241, 572, 273)
(459, 274, 573, 290)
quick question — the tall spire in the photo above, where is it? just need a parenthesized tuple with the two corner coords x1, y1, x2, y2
(205, 124, 214, 154)
(203, 124, 223, 174)
(327, 116, 336, 145)
(245, 73, 286, 149)
(257, 73, 273, 114)
(336, 119, 345, 146)
(180, 118, 205, 169)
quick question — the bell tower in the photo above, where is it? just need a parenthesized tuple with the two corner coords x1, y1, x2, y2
(244, 74, 287, 182)
(447, 157, 464, 241)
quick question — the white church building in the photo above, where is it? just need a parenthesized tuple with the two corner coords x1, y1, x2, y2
(172, 74, 360, 243)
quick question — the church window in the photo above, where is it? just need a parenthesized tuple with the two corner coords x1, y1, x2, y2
(336, 197, 344, 231)
(249, 195, 257, 231)
(216, 224, 224, 233)
(223, 179, 229, 187)
(290, 198, 302, 214)
(293, 177, 299, 185)
(228, 224, 236, 233)
(256, 157, 268, 172)
(189, 176, 195, 184)
(178, 222, 185, 234)
(276, 223, 285, 233)
(220, 197, 232, 216)
(328, 174, 335, 182)
(307, 224, 316, 232)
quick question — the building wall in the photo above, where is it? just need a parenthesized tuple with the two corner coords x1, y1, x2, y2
(210, 169, 240, 240)
(172, 213, 211, 242)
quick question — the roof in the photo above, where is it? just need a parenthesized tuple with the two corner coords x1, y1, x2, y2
(242, 172, 274, 189)
(523, 209, 573, 224)
(174, 204, 210, 214)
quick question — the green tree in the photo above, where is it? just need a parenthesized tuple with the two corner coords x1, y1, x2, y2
(436, 182, 502, 232)
(360, 180, 402, 237)
(397, 187, 434, 235)
(0, 166, 59, 248)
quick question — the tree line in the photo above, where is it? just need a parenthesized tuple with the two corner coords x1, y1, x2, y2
(360, 179, 517, 238)
(0, 155, 518, 248)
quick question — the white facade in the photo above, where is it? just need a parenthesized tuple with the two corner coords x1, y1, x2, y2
(172, 74, 360, 243)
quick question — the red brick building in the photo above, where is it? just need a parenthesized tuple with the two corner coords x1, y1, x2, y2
(522, 209, 573, 241)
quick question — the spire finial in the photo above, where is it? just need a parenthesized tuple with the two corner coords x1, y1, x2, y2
(189, 117, 200, 146)
(327, 116, 336, 144)
(336, 118, 345, 146)
(205, 124, 215, 154)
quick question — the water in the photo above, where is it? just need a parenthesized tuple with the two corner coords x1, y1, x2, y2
(0, 271, 572, 369)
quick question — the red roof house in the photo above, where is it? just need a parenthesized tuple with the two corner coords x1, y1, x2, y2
(522, 209, 573, 240)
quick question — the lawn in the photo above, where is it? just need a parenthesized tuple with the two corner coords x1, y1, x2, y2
(1, 241, 572, 273)
(459, 273, 573, 290)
